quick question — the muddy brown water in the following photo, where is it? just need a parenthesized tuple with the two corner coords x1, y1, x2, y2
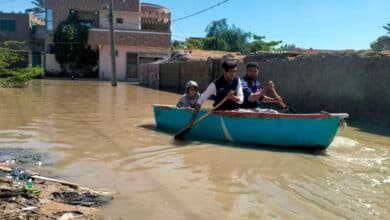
(0, 80, 389, 219)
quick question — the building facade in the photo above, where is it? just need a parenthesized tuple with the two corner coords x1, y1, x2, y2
(0, 12, 45, 67)
(45, 0, 171, 81)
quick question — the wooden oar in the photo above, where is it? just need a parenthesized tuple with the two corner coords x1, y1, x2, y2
(174, 95, 229, 139)
(269, 81, 297, 113)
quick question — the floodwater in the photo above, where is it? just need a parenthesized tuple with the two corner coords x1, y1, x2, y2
(0, 80, 389, 220)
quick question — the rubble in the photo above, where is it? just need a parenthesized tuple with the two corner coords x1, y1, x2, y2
(0, 149, 113, 220)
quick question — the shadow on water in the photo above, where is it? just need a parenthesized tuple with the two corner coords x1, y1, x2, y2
(348, 120, 390, 137)
(138, 124, 328, 156)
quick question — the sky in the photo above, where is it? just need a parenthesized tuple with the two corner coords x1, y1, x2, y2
(1, 0, 389, 50)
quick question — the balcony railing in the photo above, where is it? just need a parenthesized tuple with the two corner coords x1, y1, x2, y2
(88, 28, 171, 49)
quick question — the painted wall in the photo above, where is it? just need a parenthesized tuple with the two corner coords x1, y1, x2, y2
(0, 13, 30, 43)
(99, 10, 140, 30)
(99, 44, 169, 81)
(46, 0, 140, 30)
(45, 53, 62, 73)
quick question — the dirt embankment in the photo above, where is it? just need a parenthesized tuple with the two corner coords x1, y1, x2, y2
(0, 149, 113, 220)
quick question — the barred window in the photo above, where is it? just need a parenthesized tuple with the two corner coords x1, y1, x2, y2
(0, 19, 16, 32)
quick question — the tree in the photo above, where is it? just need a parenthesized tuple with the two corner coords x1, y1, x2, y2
(280, 43, 298, 51)
(248, 35, 282, 52)
(25, 0, 45, 19)
(52, 13, 98, 75)
(0, 41, 42, 88)
(204, 19, 251, 53)
(221, 25, 251, 53)
(203, 36, 229, 51)
(383, 23, 390, 34)
(205, 19, 229, 37)
(0, 41, 26, 76)
(172, 40, 185, 49)
(185, 38, 204, 49)
(370, 36, 390, 51)
(171, 19, 284, 54)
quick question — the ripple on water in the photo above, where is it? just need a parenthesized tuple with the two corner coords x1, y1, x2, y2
(330, 136, 359, 148)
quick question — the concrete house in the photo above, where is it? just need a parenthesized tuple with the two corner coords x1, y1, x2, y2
(0, 12, 45, 67)
(45, 0, 171, 81)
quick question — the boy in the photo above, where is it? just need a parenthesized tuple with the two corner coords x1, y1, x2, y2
(176, 80, 200, 108)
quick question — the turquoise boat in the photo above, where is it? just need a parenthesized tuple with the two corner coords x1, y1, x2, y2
(153, 105, 349, 150)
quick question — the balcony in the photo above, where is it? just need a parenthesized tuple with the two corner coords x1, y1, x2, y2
(88, 28, 171, 49)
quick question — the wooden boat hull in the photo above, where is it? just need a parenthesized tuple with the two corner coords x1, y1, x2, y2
(153, 105, 348, 149)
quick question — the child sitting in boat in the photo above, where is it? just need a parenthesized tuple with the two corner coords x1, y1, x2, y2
(176, 80, 200, 108)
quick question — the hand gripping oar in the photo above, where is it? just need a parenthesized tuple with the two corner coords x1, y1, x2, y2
(174, 95, 229, 140)
(268, 81, 297, 113)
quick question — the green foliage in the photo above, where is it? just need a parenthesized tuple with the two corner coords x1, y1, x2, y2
(0, 41, 42, 88)
(248, 35, 282, 52)
(383, 23, 390, 34)
(204, 19, 252, 53)
(172, 40, 185, 49)
(25, 0, 45, 19)
(171, 19, 283, 54)
(205, 18, 229, 37)
(52, 13, 98, 74)
(280, 43, 298, 51)
(0, 41, 27, 77)
(185, 38, 204, 49)
(203, 36, 229, 51)
(370, 36, 390, 51)
(0, 67, 43, 88)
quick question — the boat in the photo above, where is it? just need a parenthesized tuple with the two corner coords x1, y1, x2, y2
(153, 104, 349, 150)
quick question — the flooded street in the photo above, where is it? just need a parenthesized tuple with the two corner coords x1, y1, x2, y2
(0, 80, 389, 219)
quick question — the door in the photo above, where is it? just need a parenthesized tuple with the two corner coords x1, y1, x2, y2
(127, 53, 138, 79)
(32, 54, 41, 67)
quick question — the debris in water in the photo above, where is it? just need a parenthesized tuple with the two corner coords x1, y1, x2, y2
(51, 191, 113, 207)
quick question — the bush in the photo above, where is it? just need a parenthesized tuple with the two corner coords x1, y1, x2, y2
(0, 67, 42, 88)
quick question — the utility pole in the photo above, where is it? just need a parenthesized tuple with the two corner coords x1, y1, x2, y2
(108, 0, 117, 86)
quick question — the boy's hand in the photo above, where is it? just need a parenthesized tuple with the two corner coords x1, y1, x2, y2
(227, 90, 236, 100)
(263, 82, 273, 91)
(275, 96, 283, 103)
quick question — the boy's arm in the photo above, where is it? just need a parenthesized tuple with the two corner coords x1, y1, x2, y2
(184, 83, 216, 127)
(176, 95, 187, 107)
(234, 78, 244, 104)
(227, 78, 244, 104)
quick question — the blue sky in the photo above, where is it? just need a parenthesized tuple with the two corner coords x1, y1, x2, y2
(1, 0, 389, 49)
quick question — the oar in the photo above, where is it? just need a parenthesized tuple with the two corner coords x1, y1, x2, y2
(268, 82, 297, 113)
(174, 95, 229, 140)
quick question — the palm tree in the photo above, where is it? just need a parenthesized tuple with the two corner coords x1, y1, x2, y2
(25, 0, 45, 19)
(383, 23, 390, 34)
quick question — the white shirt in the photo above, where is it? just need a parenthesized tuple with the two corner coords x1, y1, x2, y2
(196, 78, 244, 105)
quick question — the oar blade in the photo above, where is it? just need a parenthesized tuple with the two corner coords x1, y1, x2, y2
(174, 127, 191, 140)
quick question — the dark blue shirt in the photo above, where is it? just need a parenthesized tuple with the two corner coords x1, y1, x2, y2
(241, 75, 262, 108)
(213, 76, 240, 110)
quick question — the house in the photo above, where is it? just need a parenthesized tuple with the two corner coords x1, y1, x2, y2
(0, 12, 45, 67)
(45, 0, 171, 81)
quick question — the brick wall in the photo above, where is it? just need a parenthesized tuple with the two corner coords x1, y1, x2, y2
(160, 63, 180, 92)
(88, 29, 170, 49)
(179, 61, 210, 93)
(141, 3, 170, 32)
(0, 13, 30, 43)
(46, 0, 140, 30)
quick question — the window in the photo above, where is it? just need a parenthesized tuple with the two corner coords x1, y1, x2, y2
(47, 9, 53, 31)
(0, 19, 16, 32)
(116, 18, 123, 24)
(80, 21, 93, 28)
